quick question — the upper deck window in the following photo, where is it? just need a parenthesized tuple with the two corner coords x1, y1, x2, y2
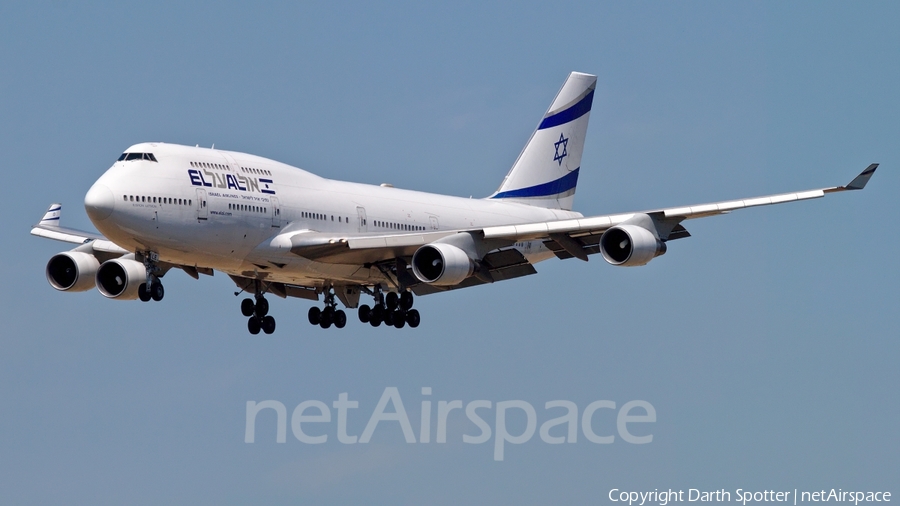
(118, 152, 158, 162)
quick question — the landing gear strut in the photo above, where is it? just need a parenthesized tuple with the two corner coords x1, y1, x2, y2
(241, 281, 275, 335)
(358, 287, 419, 329)
(138, 253, 164, 303)
(307, 287, 347, 330)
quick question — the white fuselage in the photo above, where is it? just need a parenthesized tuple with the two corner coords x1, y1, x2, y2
(85, 142, 580, 288)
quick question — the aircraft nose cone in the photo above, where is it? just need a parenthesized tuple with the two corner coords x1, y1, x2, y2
(84, 183, 115, 222)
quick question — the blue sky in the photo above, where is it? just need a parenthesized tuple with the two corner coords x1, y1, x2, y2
(1, 2, 897, 504)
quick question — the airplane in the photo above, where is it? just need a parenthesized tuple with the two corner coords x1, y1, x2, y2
(31, 71, 878, 335)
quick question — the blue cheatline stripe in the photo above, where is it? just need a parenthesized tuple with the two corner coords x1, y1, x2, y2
(538, 90, 594, 130)
(491, 168, 580, 199)
(48, 207, 61, 212)
(42, 216, 60, 221)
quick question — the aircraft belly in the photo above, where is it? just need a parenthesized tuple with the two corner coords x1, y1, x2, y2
(226, 259, 381, 288)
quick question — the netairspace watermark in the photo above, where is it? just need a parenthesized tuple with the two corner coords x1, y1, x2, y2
(609, 489, 892, 506)
(245, 387, 656, 461)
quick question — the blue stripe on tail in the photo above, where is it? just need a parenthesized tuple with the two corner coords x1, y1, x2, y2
(538, 90, 594, 130)
(491, 168, 580, 199)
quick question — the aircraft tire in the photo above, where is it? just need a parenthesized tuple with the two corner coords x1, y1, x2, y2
(308, 306, 321, 325)
(254, 297, 269, 317)
(406, 309, 420, 328)
(138, 283, 151, 302)
(400, 291, 413, 311)
(248, 317, 261, 335)
(334, 310, 347, 329)
(358, 304, 371, 323)
(150, 282, 164, 302)
(386, 292, 399, 310)
(241, 298, 255, 317)
(393, 311, 405, 329)
(262, 315, 276, 334)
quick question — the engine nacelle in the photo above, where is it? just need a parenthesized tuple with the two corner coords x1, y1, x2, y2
(95, 258, 147, 300)
(46, 252, 101, 292)
(411, 243, 475, 286)
(599, 224, 667, 267)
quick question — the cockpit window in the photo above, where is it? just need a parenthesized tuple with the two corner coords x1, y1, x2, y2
(119, 152, 158, 162)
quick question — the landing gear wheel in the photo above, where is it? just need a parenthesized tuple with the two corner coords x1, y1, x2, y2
(320, 307, 334, 329)
(358, 304, 371, 323)
(393, 310, 405, 329)
(370, 305, 384, 327)
(400, 291, 414, 311)
(308, 306, 321, 325)
(406, 309, 420, 328)
(248, 317, 261, 335)
(384, 309, 395, 326)
(334, 310, 347, 329)
(386, 292, 399, 310)
(150, 282, 164, 302)
(241, 298, 255, 317)
(138, 283, 151, 302)
(254, 297, 269, 317)
(261, 315, 276, 334)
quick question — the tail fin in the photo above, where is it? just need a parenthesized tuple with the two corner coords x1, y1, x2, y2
(489, 72, 596, 211)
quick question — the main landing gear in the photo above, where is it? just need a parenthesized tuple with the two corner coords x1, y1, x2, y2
(358, 289, 420, 329)
(307, 288, 347, 329)
(241, 282, 276, 335)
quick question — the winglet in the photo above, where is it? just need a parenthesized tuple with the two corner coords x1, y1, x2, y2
(846, 163, 878, 190)
(39, 203, 62, 227)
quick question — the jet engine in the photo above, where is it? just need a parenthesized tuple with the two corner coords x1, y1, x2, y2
(46, 252, 100, 292)
(411, 243, 475, 286)
(95, 258, 147, 300)
(599, 225, 667, 267)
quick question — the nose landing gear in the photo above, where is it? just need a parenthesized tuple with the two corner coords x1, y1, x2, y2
(137, 253, 165, 303)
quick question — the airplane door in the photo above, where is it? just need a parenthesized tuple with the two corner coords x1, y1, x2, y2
(356, 206, 367, 233)
(271, 197, 281, 228)
(196, 189, 208, 221)
(429, 215, 439, 230)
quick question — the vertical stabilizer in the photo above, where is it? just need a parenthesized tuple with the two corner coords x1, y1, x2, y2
(489, 72, 596, 211)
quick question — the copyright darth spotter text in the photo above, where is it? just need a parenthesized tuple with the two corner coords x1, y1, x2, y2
(609, 489, 891, 506)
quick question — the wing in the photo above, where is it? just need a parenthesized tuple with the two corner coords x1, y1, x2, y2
(30, 203, 128, 254)
(482, 164, 879, 260)
(284, 164, 878, 264)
